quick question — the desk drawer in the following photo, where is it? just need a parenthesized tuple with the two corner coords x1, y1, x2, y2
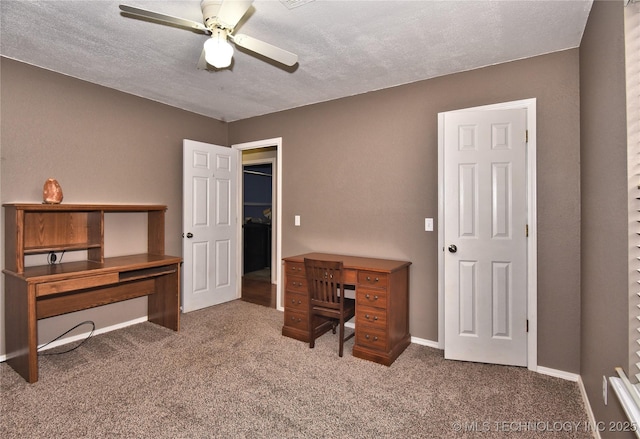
(357, 305, 387, 328)
(356, 289, 388, 309)
(285, 276, 307, 293)
(284, 308, 308, 332)
(36, 273, 119, 296)
(356, 326, 387, 351)
(357, 271, 388, 289)
(343, 269, 357, 285)
(285, 262, 305, 277)
(285, 290, 308, 311)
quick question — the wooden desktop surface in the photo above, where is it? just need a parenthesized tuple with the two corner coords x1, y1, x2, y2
(283, 252, 411, 285)
(284, 252, 410, 272)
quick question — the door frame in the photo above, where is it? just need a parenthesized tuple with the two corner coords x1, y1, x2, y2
(242, 157, 276, 283)
(437, 98, 537, 371)
(232, 137, 283, 310)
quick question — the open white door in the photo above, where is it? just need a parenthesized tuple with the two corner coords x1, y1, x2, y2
(442, 108, 528, 367)
(182, 139, 239, 312)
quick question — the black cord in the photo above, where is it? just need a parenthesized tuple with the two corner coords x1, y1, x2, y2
(47, 250, 66, 265)
(38, 320, 95, 356)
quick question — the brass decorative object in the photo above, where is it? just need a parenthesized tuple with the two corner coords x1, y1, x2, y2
(43, 178, 63, 204)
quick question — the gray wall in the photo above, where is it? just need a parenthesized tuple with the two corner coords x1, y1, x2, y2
(229, 49, 582, 373)
(579, 1, 631, 436)
(0, 57, 227, 355)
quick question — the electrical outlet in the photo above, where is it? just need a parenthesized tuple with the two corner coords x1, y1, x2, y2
(294, 215, 300, 226)
(603, 375, 608, 405)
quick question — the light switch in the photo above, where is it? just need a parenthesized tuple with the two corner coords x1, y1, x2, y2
(295, 215, 301, 226)
(425, 218, 434, 232)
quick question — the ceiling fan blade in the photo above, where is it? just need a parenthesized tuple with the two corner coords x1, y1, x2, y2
(231, 34, 298, 67)
(217, 0, 253, 29)
(119, 4, 209, 33)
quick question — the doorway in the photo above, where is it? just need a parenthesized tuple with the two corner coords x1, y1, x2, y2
(232, 138, 283, 310)
(242, 159, 276, 308)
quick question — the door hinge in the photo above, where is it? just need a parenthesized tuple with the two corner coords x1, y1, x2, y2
(526, 319, 529, 333)
(525, 130, 529, 143)
(525, 224, 529, 237)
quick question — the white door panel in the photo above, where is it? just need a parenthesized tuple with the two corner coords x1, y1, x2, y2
(443, 108, 528, 367)
(183, 139, 238, 312)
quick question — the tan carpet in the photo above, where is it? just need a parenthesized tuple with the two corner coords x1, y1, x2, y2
(1, 300, 592, 438)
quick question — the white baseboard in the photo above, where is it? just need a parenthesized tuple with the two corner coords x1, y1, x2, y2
(410, 335, 440, 349)
(0, 316, 148, 362)
(536, 365, 581, 382)
(578, 375, 602, 439)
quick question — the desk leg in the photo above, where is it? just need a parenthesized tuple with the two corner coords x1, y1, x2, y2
(147, 264, 180, 331)
(5, 276, 39, 383)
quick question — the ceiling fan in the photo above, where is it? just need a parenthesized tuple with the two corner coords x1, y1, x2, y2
(119, 0, 298, 69)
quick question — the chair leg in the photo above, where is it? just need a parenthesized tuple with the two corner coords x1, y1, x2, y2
(309, 315, 315, 349)
(338, 319, 344, 357)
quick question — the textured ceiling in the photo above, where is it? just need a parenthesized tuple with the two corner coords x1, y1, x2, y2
(1, 0, 593, 122)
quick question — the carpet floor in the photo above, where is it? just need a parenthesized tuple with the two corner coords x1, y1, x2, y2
(1, 300, 592, 438)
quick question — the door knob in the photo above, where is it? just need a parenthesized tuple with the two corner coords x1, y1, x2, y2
(448, 244, 457, 253)
(186, 232, 194, 238)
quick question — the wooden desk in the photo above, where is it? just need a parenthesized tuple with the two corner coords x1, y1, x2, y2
(282, 252, 411, 366)
(4, 255, 181, 383)
(3, 203, 182, 383)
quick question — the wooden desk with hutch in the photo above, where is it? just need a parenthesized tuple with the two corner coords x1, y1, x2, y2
(3, 203, 182, 383)
(282, 252, 411, 366)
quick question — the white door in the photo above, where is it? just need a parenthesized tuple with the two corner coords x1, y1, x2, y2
(183, 139, 239, 312)
(443, 108, 528, 366)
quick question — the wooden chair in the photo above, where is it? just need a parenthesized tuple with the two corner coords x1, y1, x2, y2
(304, 258, 356, 357)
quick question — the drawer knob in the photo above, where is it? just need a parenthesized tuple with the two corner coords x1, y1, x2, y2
(366, 276, 379, 282)
(364, 294, 379, 300)
(364, 334, 379, 341)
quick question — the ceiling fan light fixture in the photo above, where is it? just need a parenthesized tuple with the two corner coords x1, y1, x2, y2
(119, 1, 298, 69)
(204, 32, 234, 69)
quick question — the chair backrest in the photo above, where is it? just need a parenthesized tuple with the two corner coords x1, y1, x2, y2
(304, 258, 344, 310)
